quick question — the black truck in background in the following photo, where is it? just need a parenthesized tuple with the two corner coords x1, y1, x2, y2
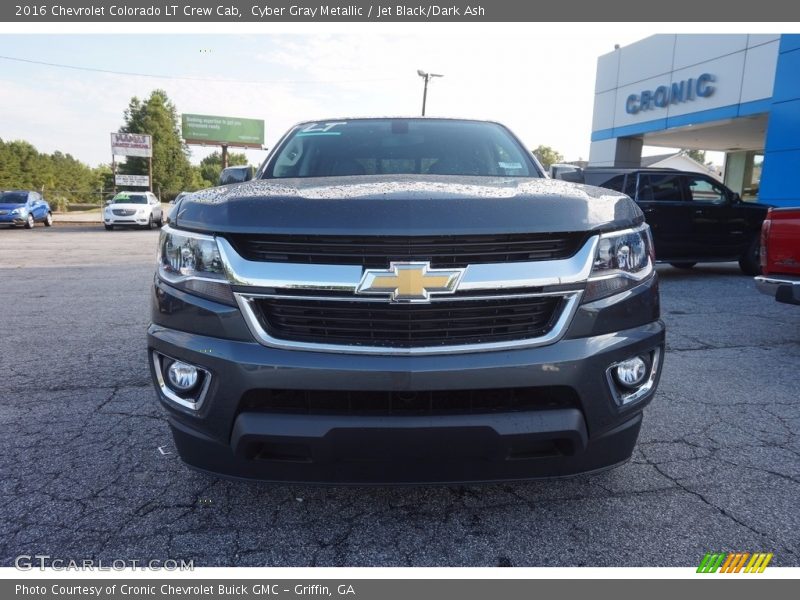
(556, 167, 770, 275)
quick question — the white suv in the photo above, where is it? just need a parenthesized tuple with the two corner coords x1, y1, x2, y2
(104, 192, 163, 230)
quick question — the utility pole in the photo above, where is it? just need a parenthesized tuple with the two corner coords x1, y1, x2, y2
(417, 70, 443, 116)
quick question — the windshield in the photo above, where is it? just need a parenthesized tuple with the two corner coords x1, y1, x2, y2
(112, 194, 147, 204)
(264, 119, 540, 179)
(0, 192, 28, 204)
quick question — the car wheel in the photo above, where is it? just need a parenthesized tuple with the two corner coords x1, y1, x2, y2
(739, 237, 761, 276)
(44, 212, 53, 227)
(156, 216, 163, 227)
(24, 214, 35, 229)
(104, 224, 114, 231)
(669, 262, 696, 269)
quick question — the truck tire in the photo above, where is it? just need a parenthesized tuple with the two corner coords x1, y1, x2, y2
(739, 237, 761, 276)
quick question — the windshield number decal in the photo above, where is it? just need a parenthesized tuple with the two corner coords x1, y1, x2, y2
(297, 122, 347, 136)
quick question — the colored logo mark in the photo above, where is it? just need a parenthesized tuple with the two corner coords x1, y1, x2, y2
(697, 552, 773, 573)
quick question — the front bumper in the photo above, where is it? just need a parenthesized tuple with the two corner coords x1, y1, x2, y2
(0, 213, 27, 225)
(755, 274, 800, 305)
(148, 276, 665, 484)
(104, 214, 150, 226)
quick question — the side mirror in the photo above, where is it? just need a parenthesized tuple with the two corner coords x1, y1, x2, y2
(732, 192, 742, 203)
(219, 165, 255, 186)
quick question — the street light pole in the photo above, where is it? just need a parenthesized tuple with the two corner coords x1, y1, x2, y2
(417, 70, 443, 116)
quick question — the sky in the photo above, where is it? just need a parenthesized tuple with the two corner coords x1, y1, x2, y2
(0, 30, 672, 168)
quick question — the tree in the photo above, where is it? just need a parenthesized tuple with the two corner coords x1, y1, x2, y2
(119, 90, 193, 196)
(196, 151, 249, 188)
(0, 139, 107, 208)
(682, 149, 707, 164)
(532, 145, 565, 170)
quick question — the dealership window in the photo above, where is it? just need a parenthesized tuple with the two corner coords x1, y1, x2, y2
(744, 154, 763, 201)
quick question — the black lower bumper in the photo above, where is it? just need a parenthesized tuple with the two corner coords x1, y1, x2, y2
(169, 408, 641, 485)
(148, 275, 664, 484)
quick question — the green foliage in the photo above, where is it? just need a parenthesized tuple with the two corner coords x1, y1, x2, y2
(0, 139, 106, 209)
(0, 90, 252, 208)
(118, 89, 194, 196)
(532, 145, 565, 170)
(682, 149, 707, 164)
(195, 151, 249, 188)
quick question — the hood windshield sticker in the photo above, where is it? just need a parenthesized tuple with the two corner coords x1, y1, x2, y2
(499, 162, 523, 169)
(297, 122, 347, 137)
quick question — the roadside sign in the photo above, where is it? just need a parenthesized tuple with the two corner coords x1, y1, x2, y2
(182, 113, 264, 147)
(111, 133, 153, 157)
(115, 174, 150, 187)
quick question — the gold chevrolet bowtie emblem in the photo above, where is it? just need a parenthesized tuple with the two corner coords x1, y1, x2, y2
(356, 262, 466, 302)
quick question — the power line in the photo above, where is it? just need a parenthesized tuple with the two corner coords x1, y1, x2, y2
(0, 54, 402, 85)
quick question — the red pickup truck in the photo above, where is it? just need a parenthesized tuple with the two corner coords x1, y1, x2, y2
(755, 207, 800, 305)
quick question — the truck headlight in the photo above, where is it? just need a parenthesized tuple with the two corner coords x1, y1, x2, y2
(584, 224, 654, 302)
(157, 225, 234, 304)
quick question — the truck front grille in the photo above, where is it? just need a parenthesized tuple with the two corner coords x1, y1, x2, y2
(252, 295, 564, 348)
(239, 385, 579, 416)
(226, 232, 586, 267)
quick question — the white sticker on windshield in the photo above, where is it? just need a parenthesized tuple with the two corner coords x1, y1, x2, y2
(298, 122, 347, 136)
(498, 162, 523, 169)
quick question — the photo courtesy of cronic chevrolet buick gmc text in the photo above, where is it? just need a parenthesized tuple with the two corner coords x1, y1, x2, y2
(148, 118, 665, 484)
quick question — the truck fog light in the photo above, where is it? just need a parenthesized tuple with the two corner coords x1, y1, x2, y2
(614, 356, 647, 388)
(167, 361, 199, 391)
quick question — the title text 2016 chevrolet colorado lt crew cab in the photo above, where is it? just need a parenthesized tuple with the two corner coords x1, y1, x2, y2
(148, 118, 665, 484)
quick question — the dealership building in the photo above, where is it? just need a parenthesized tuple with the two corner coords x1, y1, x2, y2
(590, 34, 800, 207)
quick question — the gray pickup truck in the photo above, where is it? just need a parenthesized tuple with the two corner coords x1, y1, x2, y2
(148, 118, 665, 484)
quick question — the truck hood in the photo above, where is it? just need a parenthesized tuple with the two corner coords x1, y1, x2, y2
(173, 175, 643, 235)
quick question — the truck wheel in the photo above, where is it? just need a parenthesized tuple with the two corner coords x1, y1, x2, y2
(24, 214, 35, 229)
(44, 212, 53, 227)
(739, 237, 761, 276)
(669, 262, 696, 269)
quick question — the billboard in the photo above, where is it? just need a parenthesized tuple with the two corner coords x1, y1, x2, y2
(115, 174, 150, 187)
(110, 133, 152, 157)
(182, 114, 264, 147)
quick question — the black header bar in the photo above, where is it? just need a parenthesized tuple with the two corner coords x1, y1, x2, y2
(3, 0, 800, 22)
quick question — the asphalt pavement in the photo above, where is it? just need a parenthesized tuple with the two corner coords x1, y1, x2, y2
(1, 223, 798, 567)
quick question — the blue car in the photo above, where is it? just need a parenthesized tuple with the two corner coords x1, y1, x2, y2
(0, 190, 53, 229)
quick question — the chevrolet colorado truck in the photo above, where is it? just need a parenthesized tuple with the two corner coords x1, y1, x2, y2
(755, 207, 800, 305)
(148, 118, 665, 484)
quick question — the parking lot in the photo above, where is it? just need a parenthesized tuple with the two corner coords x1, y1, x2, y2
(1, 224, 798, 567)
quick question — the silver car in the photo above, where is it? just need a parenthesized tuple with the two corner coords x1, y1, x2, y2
(104, 192, 163, 230)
